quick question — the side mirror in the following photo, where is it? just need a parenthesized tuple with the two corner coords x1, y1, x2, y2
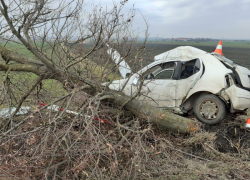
(132, 77, 138, 85)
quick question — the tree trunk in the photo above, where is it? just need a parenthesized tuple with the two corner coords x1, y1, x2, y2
(104, 91, 199, 134)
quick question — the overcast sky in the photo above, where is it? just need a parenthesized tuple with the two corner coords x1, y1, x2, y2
(91, 0, 250, 39)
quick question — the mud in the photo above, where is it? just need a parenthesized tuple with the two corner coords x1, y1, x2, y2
(201, 113, 250, 153)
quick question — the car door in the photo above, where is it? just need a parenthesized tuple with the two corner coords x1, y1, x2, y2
(175, 59, 204, 106)
(138, 61, 177, 107)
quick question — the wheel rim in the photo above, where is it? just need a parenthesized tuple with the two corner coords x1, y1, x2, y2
(199, 100, 218, 120)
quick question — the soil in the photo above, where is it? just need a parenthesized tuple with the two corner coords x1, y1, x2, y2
(140, 112, 250, 180)
(201, 113, 250, 153)
(182, 112, 250, 154)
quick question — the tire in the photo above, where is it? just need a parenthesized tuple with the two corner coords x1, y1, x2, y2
(193, 94, 226, 125)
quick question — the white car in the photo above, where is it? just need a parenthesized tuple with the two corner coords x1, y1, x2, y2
(105, 43, 250, 125)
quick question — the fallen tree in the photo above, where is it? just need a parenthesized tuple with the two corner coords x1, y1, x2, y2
(103, 90, 197, 133)
(0, 0, 197, 133)
(0, 0, 198, 178)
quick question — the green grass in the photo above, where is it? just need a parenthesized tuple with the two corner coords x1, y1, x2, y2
(1, 42, 36, 58)
(0, 41, 121, 108)
(0, 42, 67, 108)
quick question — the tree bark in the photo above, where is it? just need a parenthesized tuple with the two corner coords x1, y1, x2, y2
(104, 90, 198, 134)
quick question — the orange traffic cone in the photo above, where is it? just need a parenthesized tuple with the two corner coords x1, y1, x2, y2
(246, 118, 250, 128)
(214, 41, 224, 56)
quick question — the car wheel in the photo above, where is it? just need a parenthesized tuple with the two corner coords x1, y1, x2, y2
(193, 94, 226, 125)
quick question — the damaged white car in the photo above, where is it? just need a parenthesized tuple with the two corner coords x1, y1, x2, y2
(105, 42, 250, 125)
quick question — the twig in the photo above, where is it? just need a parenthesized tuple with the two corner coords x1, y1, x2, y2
(167, 145, 211, 161)
(11, 76, 44, 117)
(161, 139, 211, 162)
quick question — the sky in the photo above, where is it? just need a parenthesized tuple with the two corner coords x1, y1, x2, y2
(89, 0, 250, 39)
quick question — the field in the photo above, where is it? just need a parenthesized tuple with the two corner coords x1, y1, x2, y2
(137, 41, 250, 69)
(147, 40, 250, 48)
(75, 41, 250, 73)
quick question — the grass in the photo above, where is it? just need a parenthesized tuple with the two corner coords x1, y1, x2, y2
(0, 71, 65, 109)
(0, 42, 67, 108)
(1, 42, 37, 58)
(0, 41, 122, 108)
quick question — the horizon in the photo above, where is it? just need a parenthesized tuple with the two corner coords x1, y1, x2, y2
(140, 37, 250, 41)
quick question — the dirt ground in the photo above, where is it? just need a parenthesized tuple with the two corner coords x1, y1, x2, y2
(151, 112, 250, 180)
(203, 113, 250, 153)
(129, 110, 248, 180)
(1, 106, 250, 179)
(185, 112, 250, 154)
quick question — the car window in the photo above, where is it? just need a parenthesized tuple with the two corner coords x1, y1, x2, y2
(180, 59, 200, 79)
(154, 69, 174, 79)
(143, 62, 175, 80)
(143, 65, 162, 79)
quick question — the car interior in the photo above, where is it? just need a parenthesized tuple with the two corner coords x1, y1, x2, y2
(180, 59, 201, 79)
(143, 59, 201, 80)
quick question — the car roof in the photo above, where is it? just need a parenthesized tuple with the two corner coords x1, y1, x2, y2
(154, 46, 208, 62)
